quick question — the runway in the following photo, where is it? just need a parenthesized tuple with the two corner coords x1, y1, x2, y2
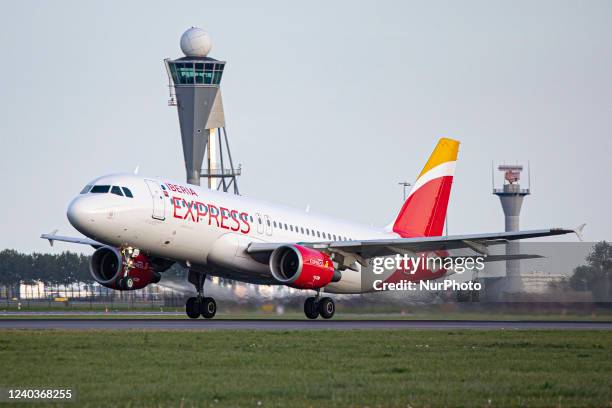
(0, 319, 611, 330)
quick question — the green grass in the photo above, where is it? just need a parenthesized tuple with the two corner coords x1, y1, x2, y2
(0, 330, 611, 407)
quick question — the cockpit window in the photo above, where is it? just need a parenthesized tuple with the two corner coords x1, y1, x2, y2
(122, 187, 133, 198)
(90, 185, 110, 193)
(110, 186, 124, 196)
(83, 184, 133, 198)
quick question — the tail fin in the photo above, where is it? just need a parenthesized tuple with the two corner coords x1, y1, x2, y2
(392, 138, 460, 238)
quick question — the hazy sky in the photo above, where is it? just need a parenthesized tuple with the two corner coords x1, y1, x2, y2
(1, 0, 610, 253)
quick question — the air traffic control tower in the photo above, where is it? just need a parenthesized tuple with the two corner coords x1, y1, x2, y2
(164, 27, 240, 193)
(493, 164, 531, 293)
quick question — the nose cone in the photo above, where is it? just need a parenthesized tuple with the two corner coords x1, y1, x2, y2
(67, 197, 99, 235)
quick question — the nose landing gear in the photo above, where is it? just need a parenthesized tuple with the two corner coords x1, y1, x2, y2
(185, 270, 217, 319)
(116, 277, 134, 290)
(117, 246, 140, 290)
(303, 291, 335, 319)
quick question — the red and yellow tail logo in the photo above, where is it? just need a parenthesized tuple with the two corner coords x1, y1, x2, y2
(392, 138, 459, 238)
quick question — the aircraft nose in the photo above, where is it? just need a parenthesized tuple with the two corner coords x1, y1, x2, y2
(67, 197, 97, 234)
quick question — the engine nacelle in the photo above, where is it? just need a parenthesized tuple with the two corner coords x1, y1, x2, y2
(90, 246, 160, 290)
(269, 245, 340, 289)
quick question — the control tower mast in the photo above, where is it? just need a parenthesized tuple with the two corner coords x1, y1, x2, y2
(164, 27, 240, 193)
(493, 164, 531, 293)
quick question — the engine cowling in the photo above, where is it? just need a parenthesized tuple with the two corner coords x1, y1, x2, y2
(269, 245, 340, 289)
(90, 246, 160, 290)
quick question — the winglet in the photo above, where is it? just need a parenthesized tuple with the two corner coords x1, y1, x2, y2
(44, 229, 59, 247)
(573, 223, 586, 242)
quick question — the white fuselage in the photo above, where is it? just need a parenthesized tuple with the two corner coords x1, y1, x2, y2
(68, 173, 399, 293)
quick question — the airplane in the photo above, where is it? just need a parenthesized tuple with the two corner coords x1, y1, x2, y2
(41, 138, 579, 319)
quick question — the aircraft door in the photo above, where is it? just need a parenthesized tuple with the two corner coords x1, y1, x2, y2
(264, 215, 272, 236)
(144, 179, 166, 220)
(256, 213, 264, 234)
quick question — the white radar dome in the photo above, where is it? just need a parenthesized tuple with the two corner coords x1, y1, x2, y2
(180, 27, 212, 57)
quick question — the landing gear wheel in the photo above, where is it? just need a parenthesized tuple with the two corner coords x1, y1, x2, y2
(199, 297, 216, 319)
(304, 297, 319, 319)
(124, 277, 134, 289)
(185, 297, 200, 319)
(318, 297, 335, 319)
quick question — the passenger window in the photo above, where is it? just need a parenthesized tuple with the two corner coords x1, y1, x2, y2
(333, 235, 337, 241)
(284, 224, 288, 230)
(111, 186, 124, 196)
(80, 185, 92, 194)
(90, 185, 110, 193)
(122, 187, 133, 198)
(290, 225, 293, 232)
(273, 221, 277, 228)
(317, 231, 320, 238)
(300, 227, 304, 234)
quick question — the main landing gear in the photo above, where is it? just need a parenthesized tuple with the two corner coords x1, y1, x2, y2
(303, 291, 335, 319)
(185, 270, 216, 319)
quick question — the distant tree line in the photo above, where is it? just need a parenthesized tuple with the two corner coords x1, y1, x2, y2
(569, 241, 611, 301)
(0, 250, 92, 285)
(0, 250, 188, 287)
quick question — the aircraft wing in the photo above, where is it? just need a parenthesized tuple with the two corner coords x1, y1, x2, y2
(247, 227, 582, 265)
(40, 231, 103, 248)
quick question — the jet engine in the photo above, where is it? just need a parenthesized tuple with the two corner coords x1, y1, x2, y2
(90, 246, 161, 290)
(269, 245, 341, 289)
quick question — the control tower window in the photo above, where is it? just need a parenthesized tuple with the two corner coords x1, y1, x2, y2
(110, 186, 124, 196)
(212, 64, 224, 85)
(169, 64, 178, 83)
(171, 62, 225, 85)
(176, 63, 195, 84)
(195, 63, 204, 84)
(90, 185, 110, 193)
(204, 71, 213, 84)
